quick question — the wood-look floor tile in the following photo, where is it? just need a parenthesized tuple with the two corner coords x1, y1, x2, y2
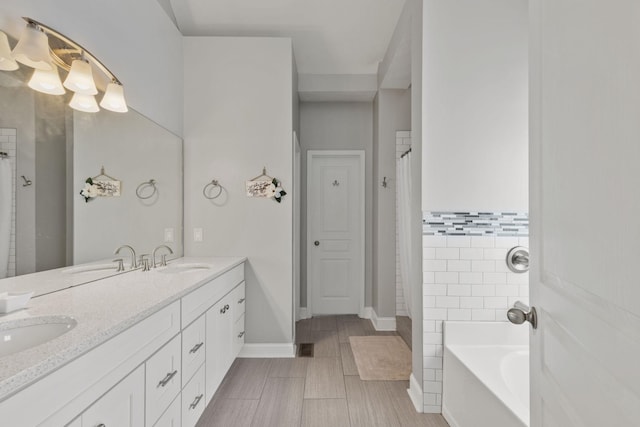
(268, 358, 309, 378)
(311, 330, 340, 357)
(339, 343, 359, 376)
(301, 399, 351, 427)
(196, 398, 259, 427)
(296, 319, 313, 343)
(338, 320, 367, 343)
(384, 381, 450, 427)
(215, 358, 272, 399)
(345, 376, 402, 427)
(251, 378, 305, 427)
(336, 314, 360, 324)
(311, 315, 338, 331)
(361, 318, 377, 335)
(304, 358, 346, 399)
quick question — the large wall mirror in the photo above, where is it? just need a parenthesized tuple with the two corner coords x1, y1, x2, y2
(0, 67, 183, 293)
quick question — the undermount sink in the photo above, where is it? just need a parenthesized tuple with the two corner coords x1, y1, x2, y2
(0, 316, 77, 357)
(61, 264, 119, 275)
(157, 263, 212, 274)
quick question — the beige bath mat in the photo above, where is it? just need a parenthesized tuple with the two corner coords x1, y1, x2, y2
(349, 336, 412, 381)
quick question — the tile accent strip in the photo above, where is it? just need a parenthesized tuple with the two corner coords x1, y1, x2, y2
(423, 211, 528, 236)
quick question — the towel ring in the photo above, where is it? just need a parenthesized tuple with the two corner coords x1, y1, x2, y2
(203, 180, 222, 200)
(136, 179, 157, 200)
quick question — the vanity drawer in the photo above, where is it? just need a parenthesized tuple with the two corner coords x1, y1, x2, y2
(232, 282, 246, 322)
(146, 334, 182, 427)
(182, 364, 206, 427)
(153, 394, 181, 427)
(233, 314, 245, 357)
(182, 314, 206, 387)
(182, 264, 244, 326)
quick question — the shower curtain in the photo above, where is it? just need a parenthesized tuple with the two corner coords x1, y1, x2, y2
(397, 152, 413, 319)
(0, 158, 11, 279)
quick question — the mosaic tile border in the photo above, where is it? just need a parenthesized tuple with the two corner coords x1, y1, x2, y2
(423, 211, 528, 236)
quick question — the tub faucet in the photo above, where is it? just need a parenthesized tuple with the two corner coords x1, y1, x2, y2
(152, 245, 173, 268)
(114, 245, 137, 269)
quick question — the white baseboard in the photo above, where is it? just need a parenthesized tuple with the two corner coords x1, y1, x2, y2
(238, 343, 296, 358)
(359, 306, 372, 319)
(442, 404, 459, 427)
(407, 373, 423, 413)
(371, 308, 397, 331)
(298, 307, 311, 320)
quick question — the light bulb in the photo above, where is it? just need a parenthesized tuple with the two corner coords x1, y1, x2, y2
(28, 67, 65, 95)
(69, 92, 99, 113)
(0, 31, 18, 71)
(11, 23, 53, 70)
(64, 59, 98, 95)
(100, 82, 128, 113)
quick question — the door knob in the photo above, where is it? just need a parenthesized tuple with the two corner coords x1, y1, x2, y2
(507, 301, 537, 329)
(314, 241, 320, 246)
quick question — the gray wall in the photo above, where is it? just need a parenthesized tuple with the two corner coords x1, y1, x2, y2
(372, 89, 411, 318)
(299, 102, 373, 310)
(183, 37, 294, 345)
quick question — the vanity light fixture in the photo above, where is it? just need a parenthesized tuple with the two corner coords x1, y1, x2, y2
(0, 31, 19, 71)
(11, 22, 53, 70)
(28, 67, 65, 95)
(4, 18, 128, 113)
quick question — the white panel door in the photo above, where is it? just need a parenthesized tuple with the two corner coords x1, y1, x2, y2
(530, 1, 640, 425)
(308, 151, 364, 315)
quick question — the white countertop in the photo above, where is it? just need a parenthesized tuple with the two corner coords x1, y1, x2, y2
(0, 256, 246, 402)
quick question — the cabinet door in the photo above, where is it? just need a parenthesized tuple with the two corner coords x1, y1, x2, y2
(233, 314, 245, 358)
(146, 334, 182, 427)
(182, 364, 206, 427)
(182, 315, 206, 387)
(205, 294, 233, 402)
(153, 394, 181, 427)
(81, 365, 144, 427)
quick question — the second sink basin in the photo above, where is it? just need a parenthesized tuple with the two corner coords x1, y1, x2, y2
(157, 263, 212, 274)
(0, 316, 77, 358)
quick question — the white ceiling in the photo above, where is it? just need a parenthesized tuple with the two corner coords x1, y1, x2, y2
(168, 0, 406, 76)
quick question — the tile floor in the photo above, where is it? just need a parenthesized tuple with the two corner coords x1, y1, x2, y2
(196, 315, 449, 427)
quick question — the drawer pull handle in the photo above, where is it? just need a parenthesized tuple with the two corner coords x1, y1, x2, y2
(97, 424, 106, 427)
(189, 342, 204, 354)
(189, 393, 204, 410)
(238, 331, 245, 338)
(157, 370, 178, 388)
(220, 304, 230, 314)
(238, 298, 245, 304)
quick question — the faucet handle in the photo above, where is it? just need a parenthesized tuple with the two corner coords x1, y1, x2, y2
(112, 258, 125, 272)
(139, 254, 151, 272)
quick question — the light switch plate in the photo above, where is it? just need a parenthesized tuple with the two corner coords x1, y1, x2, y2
(193, 228, 203, 242)
(164, 228, 174, 243)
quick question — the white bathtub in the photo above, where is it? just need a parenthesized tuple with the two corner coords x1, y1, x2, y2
(442, 321, 529, 427)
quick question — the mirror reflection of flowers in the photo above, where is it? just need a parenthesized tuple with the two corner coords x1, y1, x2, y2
(270, 178, 287, 203)
(80, 178, 99, 202)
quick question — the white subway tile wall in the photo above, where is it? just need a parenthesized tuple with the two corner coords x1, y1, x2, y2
(421, 231, 529, 413)
(0, 128, 17, 277)
(395, 131, 411, 316)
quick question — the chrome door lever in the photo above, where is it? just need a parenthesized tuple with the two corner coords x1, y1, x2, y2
(507, 301, 537, 329)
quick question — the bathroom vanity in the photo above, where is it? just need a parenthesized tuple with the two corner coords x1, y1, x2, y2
(0, 257, 246, 427)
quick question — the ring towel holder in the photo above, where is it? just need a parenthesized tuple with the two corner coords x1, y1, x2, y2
(136, 179, 157, 199)
(203, 180, 223, 199)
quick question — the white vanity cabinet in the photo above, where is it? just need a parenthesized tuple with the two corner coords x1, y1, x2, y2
(0, 259, 246, 427)
(81, 364, 145, 427)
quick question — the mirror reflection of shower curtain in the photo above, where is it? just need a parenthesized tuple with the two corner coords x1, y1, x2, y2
(0, 158, 11, 278)
(397, 152, 412, 319)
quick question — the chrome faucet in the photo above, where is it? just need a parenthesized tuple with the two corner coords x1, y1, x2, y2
(152, 244, 173, 268)
(114, 245, 137, 269)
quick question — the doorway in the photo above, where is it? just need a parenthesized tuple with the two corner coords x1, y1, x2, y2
(306, 150, 364, 316)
